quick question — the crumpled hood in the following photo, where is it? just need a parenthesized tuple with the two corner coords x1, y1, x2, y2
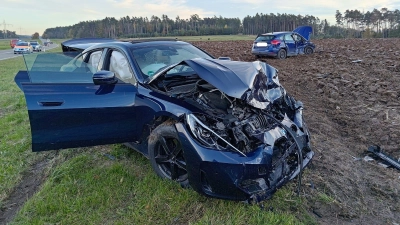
(184, 58, 285, 109)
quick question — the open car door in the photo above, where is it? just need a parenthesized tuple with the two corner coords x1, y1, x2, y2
(15, 52, 140, 151)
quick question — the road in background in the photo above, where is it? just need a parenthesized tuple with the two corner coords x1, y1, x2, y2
(0, 42, 58, 61)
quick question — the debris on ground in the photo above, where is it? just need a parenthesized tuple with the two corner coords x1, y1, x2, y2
(367, 145, 400, 170)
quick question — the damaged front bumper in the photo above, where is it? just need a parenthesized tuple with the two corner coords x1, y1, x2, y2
(175, 118, 314, 202)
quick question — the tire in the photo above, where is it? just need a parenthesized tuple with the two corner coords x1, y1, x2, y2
(255, 55, 260, 59)
(277, 49, 287, 59)
(305, 47, 313, 55)
(148, 122, 189, 187)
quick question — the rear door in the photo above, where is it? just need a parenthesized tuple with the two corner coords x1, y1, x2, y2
(19, 50, 141, 151)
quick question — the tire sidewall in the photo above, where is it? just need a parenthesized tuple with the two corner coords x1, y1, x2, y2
(277, 49, 287, 59)
(305, 47, 313, 54)
(148, 124, 189, 187)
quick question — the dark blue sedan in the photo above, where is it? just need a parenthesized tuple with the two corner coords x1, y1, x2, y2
(15, 39, 314, 202)
(252, 26, 316, 59)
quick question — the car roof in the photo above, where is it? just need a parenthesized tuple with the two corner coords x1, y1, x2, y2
(259, 31, 290, 36)
(83, 40, 191, 52)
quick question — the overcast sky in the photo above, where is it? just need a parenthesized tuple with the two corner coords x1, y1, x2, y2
(2, 0, 400, 35)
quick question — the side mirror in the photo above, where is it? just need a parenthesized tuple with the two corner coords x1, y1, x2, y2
(218, 57, 231, 61)
(93, 70, 118, 85)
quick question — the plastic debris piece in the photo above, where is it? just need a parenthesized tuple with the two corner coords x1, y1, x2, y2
(378, 162, 389, 168)
(312, 209, 322, 218)
(103, 153, 116, 160)
(352, 59, 363, 63)
(363, 155, 374, 162)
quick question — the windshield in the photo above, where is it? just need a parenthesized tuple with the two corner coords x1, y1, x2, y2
(131, 43, 213, 79)
(30, 42, 38, 45)
(255, 35, 275, 42)
(17, 42, 29, 46)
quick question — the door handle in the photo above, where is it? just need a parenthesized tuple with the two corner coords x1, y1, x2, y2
(38, 101, 64, 106)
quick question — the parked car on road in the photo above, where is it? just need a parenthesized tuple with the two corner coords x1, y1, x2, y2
(10, 39, 20, 48)
(29, 40, 42, 51)
(43, 39, 53, 46)
(252, 26, 315, 59)
(13, 41, 33, 54)
(15, 38, 314, 202)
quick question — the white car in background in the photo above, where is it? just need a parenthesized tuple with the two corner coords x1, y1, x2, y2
(29, 41, 42, 52)
(13, 42, 33, 54)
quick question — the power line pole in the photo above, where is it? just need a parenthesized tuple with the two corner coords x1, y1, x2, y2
(2, 20, 13, 39)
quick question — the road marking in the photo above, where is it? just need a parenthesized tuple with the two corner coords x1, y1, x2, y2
(1, 55, 21, 60)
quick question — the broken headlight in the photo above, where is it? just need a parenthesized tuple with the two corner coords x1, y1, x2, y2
(186, 114, 246, 156)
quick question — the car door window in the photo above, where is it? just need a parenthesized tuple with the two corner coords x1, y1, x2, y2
(292, 34, 303, 42)
(108, 50, 136, 84)
(23, 52, 99, 83)
(284, 34, 294, 42)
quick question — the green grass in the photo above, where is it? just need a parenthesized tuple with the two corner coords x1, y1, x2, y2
(12, 146, 315, 225)
(175, 35, 257, 41)
(1, 40, 319, 224)
(0, 39, 14, 50)
(0, 56, 39, 202)
(124, 34, 256, 42)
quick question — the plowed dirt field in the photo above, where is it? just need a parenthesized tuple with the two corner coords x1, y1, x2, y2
(192, 38, 400, 224)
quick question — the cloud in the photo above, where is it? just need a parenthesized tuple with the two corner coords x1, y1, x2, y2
(3, 0, 400, 35)
(104, 0, 216, 19)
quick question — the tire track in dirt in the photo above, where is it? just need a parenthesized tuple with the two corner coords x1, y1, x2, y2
(0, 159, 49, 224)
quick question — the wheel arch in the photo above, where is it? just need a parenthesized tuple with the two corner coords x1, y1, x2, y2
(277, 48, 287, 59)
(126, 111, 182, 156)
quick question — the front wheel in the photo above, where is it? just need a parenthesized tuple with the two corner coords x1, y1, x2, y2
(304, 47, 313, 54)
(277, 49, 287, 59)
(148, 123, 189, 187)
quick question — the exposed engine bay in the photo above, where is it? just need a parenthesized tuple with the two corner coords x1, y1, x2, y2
(146, 58, 314, 201)
(149, 61, 310, 155)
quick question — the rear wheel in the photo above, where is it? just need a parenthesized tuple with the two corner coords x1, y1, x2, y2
(277, 49, 287, 59)
(305, 47, 313, 54)
(148, 123, 189, 187)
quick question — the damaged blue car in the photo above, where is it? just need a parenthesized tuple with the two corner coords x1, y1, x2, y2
(252, 26, 315, 59)
(15, 39, 314, 202)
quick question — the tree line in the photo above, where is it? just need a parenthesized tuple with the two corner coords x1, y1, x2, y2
(335, 8, 400, 37)
(42, 15, 241, 39)
(0, 30, 18, 39)
(36, 8, 399, 39)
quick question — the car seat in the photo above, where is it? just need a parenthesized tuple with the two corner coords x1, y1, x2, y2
(155, 50, 170, 64)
